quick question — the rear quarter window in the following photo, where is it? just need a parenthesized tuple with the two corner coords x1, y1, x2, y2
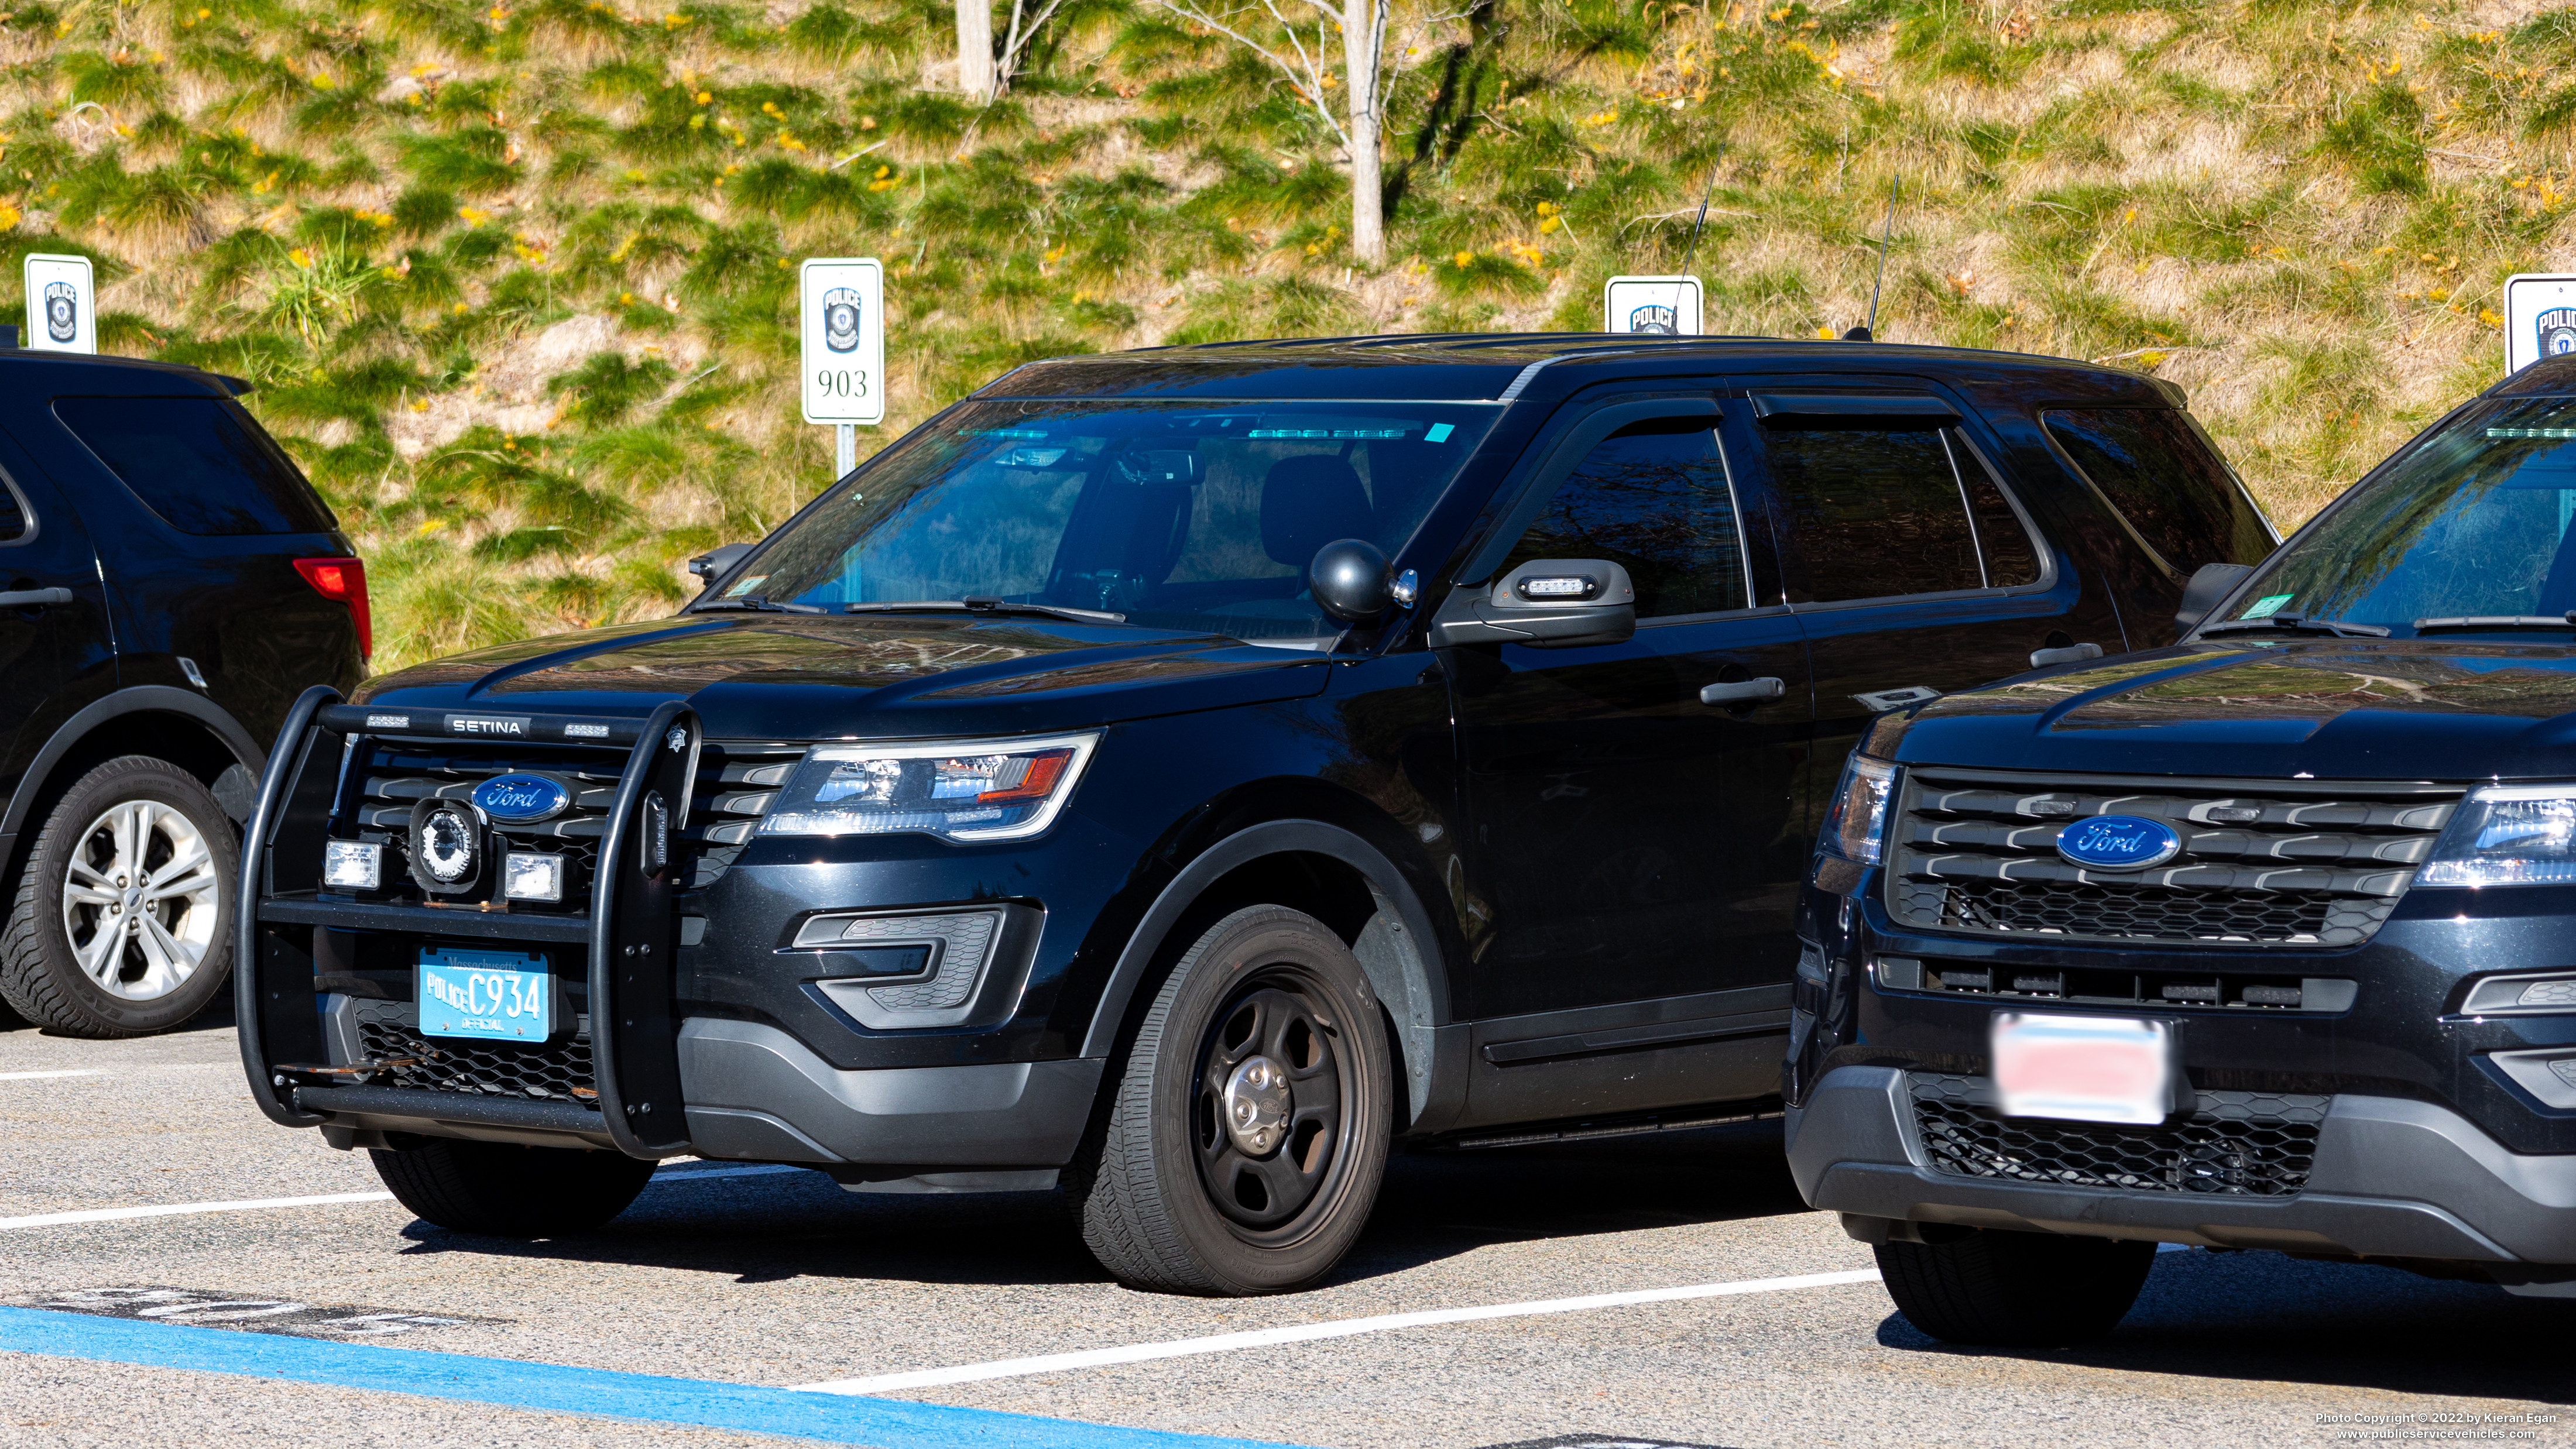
(53, 395, 338, 536)
(2042, 407, 2273, 574)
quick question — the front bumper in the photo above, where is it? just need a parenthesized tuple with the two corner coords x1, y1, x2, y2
(1790, 1065, 2576, 1266)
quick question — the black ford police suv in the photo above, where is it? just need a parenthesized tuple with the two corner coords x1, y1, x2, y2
(234, 334, 2265, 1295)
(1790, 353, 2576, 1344)
(0, 346, 366, 1038)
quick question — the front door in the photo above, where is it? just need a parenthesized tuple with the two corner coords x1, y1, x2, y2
(0, 428, 108, 811)
(1449, 404, 1812, 1025)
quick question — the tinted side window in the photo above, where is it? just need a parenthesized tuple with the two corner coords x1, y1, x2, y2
(1762, 426, 2036, 602)
(2043, 407, 2272, 571)
(53, 396, 337, 536)
(1498, 417, 1747, 618)
(0, 478, 26, 542)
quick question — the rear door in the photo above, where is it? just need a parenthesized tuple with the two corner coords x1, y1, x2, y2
(1720, 383, 2109, 840)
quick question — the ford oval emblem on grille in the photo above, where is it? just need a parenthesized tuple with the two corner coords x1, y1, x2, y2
(2056, 814, 2183, 871)
(472, 773, 571, 825)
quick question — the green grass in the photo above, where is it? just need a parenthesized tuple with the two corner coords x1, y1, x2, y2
(8, 0, 2573, 669)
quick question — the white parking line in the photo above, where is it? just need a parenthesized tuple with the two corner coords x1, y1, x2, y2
(0, 1163, 815, 1232)
(792, 1267, 1886, 1395)
(0, 1069, 107, 1081)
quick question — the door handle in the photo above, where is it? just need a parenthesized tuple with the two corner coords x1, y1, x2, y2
(2029, 641, 2105, 668)
(0, 588, 72, 609)
(1699, 677, 1785, 706)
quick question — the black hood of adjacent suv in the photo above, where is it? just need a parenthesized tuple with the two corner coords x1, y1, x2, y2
(1871, 638, 2576, 782)
(354, 613, 1332, 739)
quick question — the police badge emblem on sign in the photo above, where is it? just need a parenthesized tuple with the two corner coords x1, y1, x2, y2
(800, 259, 884, 426)
(19, 253, 95, 354)
(2504, 274, 2576, 373)
(1602, 276, 1702, 336)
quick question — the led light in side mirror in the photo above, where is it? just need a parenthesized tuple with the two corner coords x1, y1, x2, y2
(503, 851, 565, 902)
(322, 840, 381, 891)
(1518, 574, 1597, 600)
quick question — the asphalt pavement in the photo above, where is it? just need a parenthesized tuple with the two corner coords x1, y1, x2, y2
(2, 1001, 2568, 1449)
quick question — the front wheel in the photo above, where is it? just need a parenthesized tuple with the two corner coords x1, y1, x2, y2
(0, 756, 238, 1038)
(370, 1139, 656, 1237)
(1073, 905, 1392, 1296)
(1876, 1227, 2155, 1346)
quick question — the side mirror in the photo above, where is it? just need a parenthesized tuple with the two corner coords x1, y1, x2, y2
(2175, 561, 2255, 634)
(688, 541, 754, 586)
(1427, 559, 1638, 650)
(1309, 538, 1394, 623)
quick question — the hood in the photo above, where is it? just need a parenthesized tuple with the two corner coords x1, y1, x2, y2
(355, 613, 1331, 740)
(1871, 639, 2576, 782)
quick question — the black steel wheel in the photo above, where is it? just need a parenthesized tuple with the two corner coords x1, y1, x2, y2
(1075, 905, 1392, 1295)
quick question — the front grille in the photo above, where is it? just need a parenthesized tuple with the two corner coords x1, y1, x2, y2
(1910, 1072, 2326, 1196)
(1887, 768, 2460, 948)
(350, 997, 596, 1107)
(331, 736, 802, 905)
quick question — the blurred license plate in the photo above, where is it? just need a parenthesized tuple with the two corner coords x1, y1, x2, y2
(418, 949, 553, 1043)
(1990, 1012, 2173, 1125)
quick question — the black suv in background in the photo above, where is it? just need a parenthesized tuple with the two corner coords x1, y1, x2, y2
(0, 346, 367, 1037)
(234, 334, 2266, 1295)
(1789, 353, 2576, 1345)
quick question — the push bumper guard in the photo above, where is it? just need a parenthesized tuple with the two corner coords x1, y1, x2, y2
(234, 685, 701, 1160)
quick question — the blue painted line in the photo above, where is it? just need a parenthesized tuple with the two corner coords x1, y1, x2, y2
(0, 1307, 1308, 1449)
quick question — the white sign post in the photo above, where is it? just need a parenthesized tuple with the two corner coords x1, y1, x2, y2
(2505, 273, 2576, 374)
(22, 253, 96, 354)
(1602, 275, 1703, 336)
(800, 257, 884, 476)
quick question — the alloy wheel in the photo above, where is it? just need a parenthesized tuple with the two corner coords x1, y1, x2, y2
(60, 799, 221, 1002)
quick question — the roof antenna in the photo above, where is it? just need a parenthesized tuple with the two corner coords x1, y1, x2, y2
(1661, 145, 1725, 335)
(1846, 171, 1898, 342)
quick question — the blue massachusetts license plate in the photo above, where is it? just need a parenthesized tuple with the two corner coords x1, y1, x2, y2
(417, 949, 554, 1042)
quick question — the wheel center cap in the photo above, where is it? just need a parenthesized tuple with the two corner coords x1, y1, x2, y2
(1222, 1055, 1293, 1156)
(122, 888, 143, 914)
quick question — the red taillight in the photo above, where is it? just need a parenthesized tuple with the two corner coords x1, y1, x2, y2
(294, 557, 372, 660)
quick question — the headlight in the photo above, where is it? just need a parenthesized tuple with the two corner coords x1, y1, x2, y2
(758, 732, 1099, 843)
(2420, 784, 2576, 886)
(1818, 755, 1896, 865)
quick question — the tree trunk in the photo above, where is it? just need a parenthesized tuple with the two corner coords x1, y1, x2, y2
(1342, 0, 1384, 265)
(958, 0, 995, 104)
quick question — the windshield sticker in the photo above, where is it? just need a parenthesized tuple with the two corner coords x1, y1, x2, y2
(722, 574, 769, 598)
(2242, 593, 2296, 619)
(1425, 423, 1455, 443)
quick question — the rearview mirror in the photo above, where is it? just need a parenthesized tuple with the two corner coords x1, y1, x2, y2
(2175, 561, 2255, 634)
(689, 541, 754, 586)
(1427, 559, 1637, 649)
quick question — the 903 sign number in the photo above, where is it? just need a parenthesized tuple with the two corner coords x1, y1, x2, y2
(814, 368, 871, 399)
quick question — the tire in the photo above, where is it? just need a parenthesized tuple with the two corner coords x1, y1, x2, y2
(370, 1139, 656, 1237)
(1073, 905, 1394, 1296)
(0, 756, 239, 1039)
(1876, 1227, 2156, 1347)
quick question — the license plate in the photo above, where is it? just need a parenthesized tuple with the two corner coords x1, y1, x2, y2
(417, 949, 554, 1043)
(1990, 1012, 2173, 1125)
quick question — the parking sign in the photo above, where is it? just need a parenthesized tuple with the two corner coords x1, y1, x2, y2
(1602, 275, 1703, 336)
(2505, 274, 2576, 375)
(22, 253, 96, 354)
(800, 257, 883, 425)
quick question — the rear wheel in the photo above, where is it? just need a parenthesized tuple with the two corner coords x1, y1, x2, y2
(0, 756, 237, 1038)
(1876, 1227, 2155, 1346)
(369, 1139, 656, 1237)
(1074, 905, 1392, 1295)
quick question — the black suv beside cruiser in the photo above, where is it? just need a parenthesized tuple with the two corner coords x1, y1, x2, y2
(234, 334, 2265, 1294)
(0, 346, 366, 1038)
(1790, 353, 2576, 1344)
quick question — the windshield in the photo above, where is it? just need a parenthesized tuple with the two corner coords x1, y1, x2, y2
(715, 399, 1499, 644)
(2217, 396, 2576, 634)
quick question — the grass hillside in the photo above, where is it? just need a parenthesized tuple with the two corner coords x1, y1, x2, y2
(7, 0, 2574, 670)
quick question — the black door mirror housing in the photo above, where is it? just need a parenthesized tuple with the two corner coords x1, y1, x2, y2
(2176, 561, 2255, 633)
(688, 541, 754, 586)
(1309, 538, 1395, 623)
(1427, 559, 1638, 649)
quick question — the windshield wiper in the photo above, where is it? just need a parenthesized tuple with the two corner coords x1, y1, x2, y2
(842, 598, 1127, 624)
(2412, 613, 2576, 633)
(2199, 613, 2391, 639)
(694, 596, 825, 614)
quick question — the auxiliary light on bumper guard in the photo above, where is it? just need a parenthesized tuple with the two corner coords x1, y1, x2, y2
(233, 685, 703, 1160)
